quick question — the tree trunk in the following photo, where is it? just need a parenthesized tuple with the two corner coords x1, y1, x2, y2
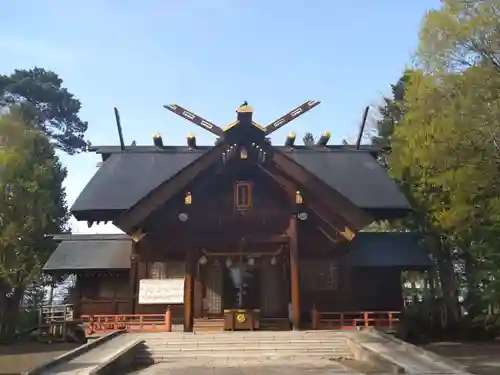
(435, 238, 460, 329)
(462, 251, 482, 318)
(0, 279, 10, 339)
(0, 287, 24, 340)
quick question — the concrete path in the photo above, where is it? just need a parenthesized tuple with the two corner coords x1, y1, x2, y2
(136, 358, 363, 375)
(39, 334, 139, 375)
(350, 331, 472, 375)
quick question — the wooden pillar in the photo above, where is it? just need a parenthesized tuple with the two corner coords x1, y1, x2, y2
(129, 243, 139, 314)
(184, 248, 194, 332)
(288, 215, 301, 330)
(193, 262, 203, 319)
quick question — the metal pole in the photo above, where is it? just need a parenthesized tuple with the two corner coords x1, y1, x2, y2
(355, 106, 370, 150)
(114, 107, 125, 151)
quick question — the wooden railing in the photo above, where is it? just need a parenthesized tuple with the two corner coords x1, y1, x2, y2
(311, 309, 401, 330)
(81, 309, 172, 335)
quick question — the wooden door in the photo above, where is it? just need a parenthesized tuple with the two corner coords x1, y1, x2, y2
(260, 263, 288, 317)
(205, 264, 223, 316)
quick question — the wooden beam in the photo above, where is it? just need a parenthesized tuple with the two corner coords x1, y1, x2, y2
(258, 165, 351, 241)
(288, 215, 300, 330)
(145, 233, 290, 247)
(316, 226, 340, 244)
(184, 248, 194, 332)
(265, 101, 321, 135)
(163, 104, 225, 137)
(270, 148, 372, 229)
(200, 247, 284, 257)
(311, 202, 355, 241)
(114, 143, 226, 233)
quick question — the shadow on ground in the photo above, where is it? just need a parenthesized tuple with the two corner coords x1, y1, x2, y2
(0, 342, 78, 374)
(424, 341, 500, 375)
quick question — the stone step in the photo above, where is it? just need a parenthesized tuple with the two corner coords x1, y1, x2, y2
(133, 330, 345, 335)
(135, 349, 352, 363)
(136, 332, 347, 340)
(137, 351, 353, 360)
(138, 339, 347, 347)
(142, 339, 346, 346)
(134, 330, 354, 364)
(139, 334, 346, 343)
(193, 327, 224, 331)
(139, 346, 352, 353)
(193, 327, 224, 333)
(137, 350, 352, 358)
(140, 343, 349, 352)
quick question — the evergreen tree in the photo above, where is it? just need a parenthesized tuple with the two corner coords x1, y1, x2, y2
(0, 67, 89, 154)
(0, 109, 68, 338)
(303, 132, 315, 146)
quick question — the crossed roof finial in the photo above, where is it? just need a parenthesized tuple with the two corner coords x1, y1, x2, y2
(163, 100, 321, 143)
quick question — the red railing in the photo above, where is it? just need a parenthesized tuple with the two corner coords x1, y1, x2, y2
(81, 309, 172, 336)
(311, 309, 400, 330)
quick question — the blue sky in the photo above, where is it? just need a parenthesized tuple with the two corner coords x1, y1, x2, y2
(0, 0, 439, 233)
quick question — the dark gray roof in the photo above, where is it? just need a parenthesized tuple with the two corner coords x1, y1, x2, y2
(346, 232, 432, 269)
(71, 149, 208, 220)
(43, 237, 133, 271)
(285, 151, 409, 210)
(71, 145, 410, 221)
(50, 233, 130, 241)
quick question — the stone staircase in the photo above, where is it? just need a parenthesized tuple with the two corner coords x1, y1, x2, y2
(134, 330, 353, 364)
(259, 317, 290, 330)
(193, 318, 224, 333)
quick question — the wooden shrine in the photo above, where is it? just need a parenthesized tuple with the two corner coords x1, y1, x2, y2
(43, 101, 431, 333)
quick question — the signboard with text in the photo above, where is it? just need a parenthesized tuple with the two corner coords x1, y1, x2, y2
(138, 279, 185, 304)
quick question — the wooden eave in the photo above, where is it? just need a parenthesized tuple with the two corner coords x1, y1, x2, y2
(263, 146, 373, 230)
(113, 143, 226, 233)
(114, 142, 373, 241)
(259, 165, 354, 242)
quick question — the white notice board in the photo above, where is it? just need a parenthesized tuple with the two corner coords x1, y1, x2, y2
(138, 279, 185, 304)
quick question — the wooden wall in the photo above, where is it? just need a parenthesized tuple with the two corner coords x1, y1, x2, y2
(73, 271, 133, 316)
(351, 267, 404, 311)
(298, 262, 404, 319)
(132, 260, 186, 324)
(71, 252, 404, 323)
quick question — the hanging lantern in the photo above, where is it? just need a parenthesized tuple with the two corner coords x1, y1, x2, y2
(240, 147, 248, 159)
(295, 191, 303, 204)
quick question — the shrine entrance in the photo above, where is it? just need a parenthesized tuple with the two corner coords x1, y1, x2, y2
(194, 245, 291, 331)
(222, 264, 261, 311)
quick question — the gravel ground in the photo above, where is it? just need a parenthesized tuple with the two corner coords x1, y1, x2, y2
(0, 342, 78, 374)
(129, 358, 362, 375)
(423, 341, 500, 375)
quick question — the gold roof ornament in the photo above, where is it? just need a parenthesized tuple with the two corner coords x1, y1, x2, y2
(131, 229, 146, 243)
(295, 191, 303, 204)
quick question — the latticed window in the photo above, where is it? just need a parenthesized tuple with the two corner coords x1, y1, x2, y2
(234, 181, 252, 210)
(149, 262, 165, 279)
(300, 260, 339, 291)
(147, 262, 185, 279)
